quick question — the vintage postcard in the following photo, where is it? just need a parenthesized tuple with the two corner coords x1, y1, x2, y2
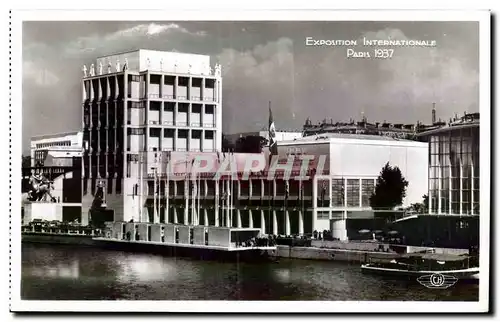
(9, 9, 490, 313)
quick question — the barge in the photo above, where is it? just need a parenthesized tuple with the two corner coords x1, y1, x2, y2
(361, 252, 479, 281)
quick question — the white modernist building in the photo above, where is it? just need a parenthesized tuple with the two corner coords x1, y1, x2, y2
(81, 49, 223, 225)
(30, 131, 83, 167)
(273, 133, 429, 239)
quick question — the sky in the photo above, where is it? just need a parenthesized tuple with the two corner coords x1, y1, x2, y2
(22, 21, 479, 153)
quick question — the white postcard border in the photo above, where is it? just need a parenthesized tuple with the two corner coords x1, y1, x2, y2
(9, 9, 491, 313)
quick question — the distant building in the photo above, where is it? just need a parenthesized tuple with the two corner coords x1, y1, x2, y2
(225, 130, 302, 145)
(301, 105, 447, 140)
(30, 131, 83, 167)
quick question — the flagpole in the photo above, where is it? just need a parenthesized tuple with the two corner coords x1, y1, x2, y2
(197, 171, 201, 226)
(153, 153, 157, 224)
(139, 151, 143, 222)
(165, 153, 169, 224)
(158, 152, 162, 223)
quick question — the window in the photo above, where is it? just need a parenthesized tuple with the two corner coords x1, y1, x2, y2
(317, 211, 329, 220)
(128, 101, 144, 109)
(129, 75, 140, 82)
(331, 179, 344, 206)
(361, 179, 374, 207)
(127, 128, 145, 135)
(346, 179, 360, 207)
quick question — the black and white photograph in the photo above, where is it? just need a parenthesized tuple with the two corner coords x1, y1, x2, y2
(9, 9, 490, 313)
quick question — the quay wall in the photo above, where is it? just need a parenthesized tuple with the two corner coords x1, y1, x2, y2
(311, 240, 469, 255)
(275, 246, 396, 263)
(22, 233, 96, 246)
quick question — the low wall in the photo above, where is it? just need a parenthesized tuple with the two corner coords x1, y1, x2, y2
(276, 246, 396, 263)
(165, 225, 176, 243)
(207, 227, 230, 247)
(193, 227, 206, 245)
(406, 246, 469, 255)
(22, 233, 96, 246)
(178, 226, 190, 244)
(311, 240, 397, 252)
(150, 225, 162, 242)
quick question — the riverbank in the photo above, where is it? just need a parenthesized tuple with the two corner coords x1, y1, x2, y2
(21, 232, 469, 264)
(275, 245, 396, 263)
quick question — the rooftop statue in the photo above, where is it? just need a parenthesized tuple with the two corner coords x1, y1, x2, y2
(82, 64, 87, 77)
(89, 64, 95, 76)
(107, 59, 112, 73)
(115, 59, 120, 72)
(215, 63, 222, 77)
(123, 58, 129, 71)
(98, 61, 103, 75)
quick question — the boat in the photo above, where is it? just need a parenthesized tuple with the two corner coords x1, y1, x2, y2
(361, 252, 479, 280)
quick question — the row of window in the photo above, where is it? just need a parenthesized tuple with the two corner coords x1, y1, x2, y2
(128, 74, 216, 87)
(128, 101, 216, 111)
(35, 140, 72, 149)
(126, 128, 215, 138)
(318, 178, 376, 208)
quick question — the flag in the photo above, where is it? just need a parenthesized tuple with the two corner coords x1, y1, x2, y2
(268, 104, 278, 155)
(268, 103, 278, 167)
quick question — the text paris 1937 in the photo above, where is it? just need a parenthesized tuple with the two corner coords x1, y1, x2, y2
(346, 48, 395, 59)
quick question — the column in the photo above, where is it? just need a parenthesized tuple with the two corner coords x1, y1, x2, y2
(261, 210, 266, 235)
(215, 180, 219, 226)
(160, 75, 164, 98)
(448, 162, 452, 214)
(174, 76, 178, 99)
(459, 160, 463, 215)
(226, 180, 230, 227)
(237, 209, 242, 228)
(188, 76, 192, 101)
(438, 163, 442, 215)
(204, 209, 209, 226)
(429, 181, 433, 215)
(184, 179, 189, 225)
(248, 209, 254, 228)
(470, 162, 474, 215)
(201, 78, 205, 102)
(358, 178, 363, 208)
(272, 210, 278, 235)
(173, 208, 178, 224)
(312, 176, 318, 232)
(285, 210, 290, 236)
(298, 210, 304, 235)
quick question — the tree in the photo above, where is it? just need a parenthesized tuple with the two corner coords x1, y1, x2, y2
(422, 194, 429, 210)
(370, 162, 409, 210)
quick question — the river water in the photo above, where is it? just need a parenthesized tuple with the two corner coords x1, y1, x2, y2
(21, 243, 478, 301)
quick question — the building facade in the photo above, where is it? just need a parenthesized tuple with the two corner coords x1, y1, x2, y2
(81, 49, 222, 225)
(122, 133, 428, 240)
(30, 131, 83, 167)
(418, 113, 480, 216)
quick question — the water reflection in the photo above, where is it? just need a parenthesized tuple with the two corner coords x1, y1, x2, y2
(116, 255, 180, 283)
(29, 260, 79, 279)
(21, 243, 479, 301)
